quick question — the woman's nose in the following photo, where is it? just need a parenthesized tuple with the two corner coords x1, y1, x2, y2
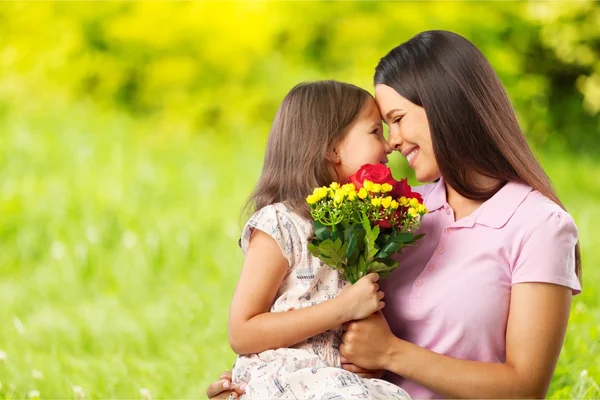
(388, 129, 404, 151)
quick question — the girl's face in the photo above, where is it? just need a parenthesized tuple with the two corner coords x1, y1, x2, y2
(333, 97, 392, 182)
(375, 84, 441, 183)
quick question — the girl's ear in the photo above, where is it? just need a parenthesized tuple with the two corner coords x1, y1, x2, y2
(326, 148, 342, 165)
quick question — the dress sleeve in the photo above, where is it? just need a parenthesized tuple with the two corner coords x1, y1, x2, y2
(239, 205, 295, 268)
(511, 211, 581, 294)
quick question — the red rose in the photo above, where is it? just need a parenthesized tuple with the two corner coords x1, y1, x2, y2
(348, 163, 397, 189)
(392, 178, 423, 203)
(375, 219, 392, 229)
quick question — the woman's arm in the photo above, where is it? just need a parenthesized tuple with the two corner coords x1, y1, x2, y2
(229, 230, 384, 355)
(341, 282, 572, 398)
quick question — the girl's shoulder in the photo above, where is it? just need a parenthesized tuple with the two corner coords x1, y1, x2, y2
(239, 203, 308, 266)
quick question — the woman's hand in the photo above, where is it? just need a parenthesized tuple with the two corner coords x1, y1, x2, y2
(341, 356, 385, 379)
(205, 371, 246, 399)
(337, 273, 385, 321)
(340, 311, 397, 370)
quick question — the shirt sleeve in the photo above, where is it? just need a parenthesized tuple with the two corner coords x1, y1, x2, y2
(239, 205, 295, 268)
(511, 211, 581, 294)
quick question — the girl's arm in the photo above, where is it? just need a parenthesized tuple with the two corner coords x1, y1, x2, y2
(229, 229, 384, 355)
(341, 282, 572, 398)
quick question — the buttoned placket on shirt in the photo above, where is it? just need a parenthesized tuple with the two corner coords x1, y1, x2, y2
(407, 193, 485, 313)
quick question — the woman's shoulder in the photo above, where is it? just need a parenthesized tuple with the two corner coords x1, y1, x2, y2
(412, 181, 438, 198)
(517, 188, 575, 225)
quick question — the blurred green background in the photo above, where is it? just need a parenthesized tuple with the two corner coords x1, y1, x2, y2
(0, 1, 598, 398)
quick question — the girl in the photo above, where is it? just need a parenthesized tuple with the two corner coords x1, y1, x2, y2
(228, 81, 411, 399)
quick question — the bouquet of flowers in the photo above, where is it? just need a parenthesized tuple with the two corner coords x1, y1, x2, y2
(306, 164, 427, 283)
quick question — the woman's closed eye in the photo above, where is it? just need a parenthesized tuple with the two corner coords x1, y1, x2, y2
(393, 116, 403, 124)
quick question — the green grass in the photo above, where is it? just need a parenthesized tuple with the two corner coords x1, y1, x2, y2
(0, 105, 598, 399)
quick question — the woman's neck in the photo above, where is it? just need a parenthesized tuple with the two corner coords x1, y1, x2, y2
(444, 175, 500, 221)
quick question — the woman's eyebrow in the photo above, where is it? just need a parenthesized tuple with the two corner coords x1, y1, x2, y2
(384, 109, 403, 121)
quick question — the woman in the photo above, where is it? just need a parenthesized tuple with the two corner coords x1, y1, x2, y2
(207, 30, 581, 399)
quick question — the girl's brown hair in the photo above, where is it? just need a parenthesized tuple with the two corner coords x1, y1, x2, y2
(246, 80, 371, 219)
(374, 30, 581, 280)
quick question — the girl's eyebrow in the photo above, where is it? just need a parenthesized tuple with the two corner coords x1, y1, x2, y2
(369, 122, 381, 130)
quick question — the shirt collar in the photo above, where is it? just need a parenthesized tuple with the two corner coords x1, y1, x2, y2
(424, 177, 533, 229)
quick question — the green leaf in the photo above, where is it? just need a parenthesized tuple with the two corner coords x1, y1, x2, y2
(312, 238, 347, 270)
(367, 260, 399, 278)
(344, 223, 365, 261)
(391, 232, 414, 244)
(375, 240, 402, 259)
(362, 215, 380, 262)
(313, 221, 331, 241)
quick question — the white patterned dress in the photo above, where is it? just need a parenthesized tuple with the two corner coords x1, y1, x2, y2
(232, 203, 411, 400)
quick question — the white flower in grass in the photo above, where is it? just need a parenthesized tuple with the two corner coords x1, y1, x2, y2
(32, 370, 44, 380)
(139, 388, 152, 400)
(28, 390, 40, 399)
(581, 369, 588, 378)
(73, 385, 85, 399)
(123, 231, 138, 249)
(51, 241, 66, 260)
(0, 350, 6, 362)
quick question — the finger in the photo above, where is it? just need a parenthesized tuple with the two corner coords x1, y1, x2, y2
(339, 342, 347, 356)
(342, 363, 370, 374)
(357, 372, 380, 379)
(206, 380, 230, 398)
(220, 371, 233, 381)
(373, 283, 379, 292)
(377, 291, 385, 301)
(366, 272, 380, 282)
(378, 300, 385, 310)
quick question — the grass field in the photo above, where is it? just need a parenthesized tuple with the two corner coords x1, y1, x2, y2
(0, 105, 598, 399)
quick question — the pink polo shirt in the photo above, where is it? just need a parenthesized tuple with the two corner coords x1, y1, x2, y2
(381, 178, 581, 399)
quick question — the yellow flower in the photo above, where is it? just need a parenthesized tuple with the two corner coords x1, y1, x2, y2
(342, 183, 356, 193)
(358, 188, 368, 199)
(390, 200, 399, 209)
(347, 191, 357, 201)
(334, 193, 344, 204)
(317, 187, 328, 200)
(409, 198, 420, 208)
(381, 183, 393, 193)
(418, 204, 427, 214)
(330, 182, 340, 190)
(399, 196, 408, 207)
(306, 194, 317, 205)
(371, 197, 382, 207)
(408, 207, 418, 218)
(363, 180, 374, 192)
(371, 183, 382, 193)
(381, 196, 392, 209)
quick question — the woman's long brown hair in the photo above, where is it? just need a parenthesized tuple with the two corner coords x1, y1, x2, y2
(374, 30, 581, 280)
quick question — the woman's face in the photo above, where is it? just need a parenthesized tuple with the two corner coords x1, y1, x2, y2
(375, 84, 441, 183)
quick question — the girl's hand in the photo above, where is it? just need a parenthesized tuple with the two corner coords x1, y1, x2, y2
(205, 371, 246, 399)
(341, 356, 385, 379)
(338, 273, 385, 321)
(340, 311, 397, 370)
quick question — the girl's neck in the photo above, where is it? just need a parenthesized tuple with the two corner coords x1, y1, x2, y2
(445, 175, 500, 222)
